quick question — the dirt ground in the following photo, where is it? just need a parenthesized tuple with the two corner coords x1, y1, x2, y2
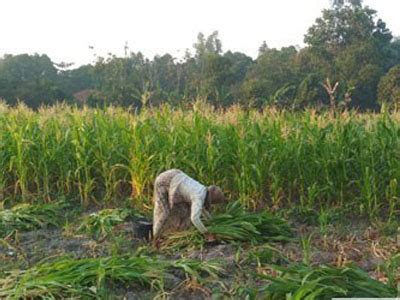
(0, 212, 398, 299)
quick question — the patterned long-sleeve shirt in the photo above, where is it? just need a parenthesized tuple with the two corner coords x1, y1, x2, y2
(169, 171, 208, 233)
(153, 169, 208, 236)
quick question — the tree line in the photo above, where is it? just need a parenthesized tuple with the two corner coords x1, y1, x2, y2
(1, 0, 400, 110)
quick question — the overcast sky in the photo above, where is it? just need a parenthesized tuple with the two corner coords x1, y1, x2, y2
(0, 0, 399, 67)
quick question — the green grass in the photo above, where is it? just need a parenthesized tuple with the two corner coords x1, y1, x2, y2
(0, 255, 223, 299)
(260, 263, 398, 299)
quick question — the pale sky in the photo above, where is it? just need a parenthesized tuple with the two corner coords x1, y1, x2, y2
(1, 0, 399, 67)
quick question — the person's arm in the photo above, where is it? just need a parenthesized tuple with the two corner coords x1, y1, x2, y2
(153, 203, 170, 239)
(202, 209, 212, 221)
(190, 200, 208, 234)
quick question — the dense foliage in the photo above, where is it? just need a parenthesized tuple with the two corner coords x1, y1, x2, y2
(1, 1, 400, 110)
(0, 102, 399, 221)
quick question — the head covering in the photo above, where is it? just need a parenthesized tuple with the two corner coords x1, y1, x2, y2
(207, 185, 225, 205)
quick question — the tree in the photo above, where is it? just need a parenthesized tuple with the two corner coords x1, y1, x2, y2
(386, 38, 400, 68)
(91, 52, 150, 107)
(241, 46, 299, 107)
(148, 54, 180, 105)
(378, 65, 400, 109)
(332, 0, 362, 8)
(294, 73, 326, 108)
(258, 41, 269, 55)
(183, 31, 247, 105)
(0, 54, 68, 107)
(193, 31, 222, 58)
(223, 51, 253, 103)
(58, 64, 96, 95)
(303, 2, 393, 109)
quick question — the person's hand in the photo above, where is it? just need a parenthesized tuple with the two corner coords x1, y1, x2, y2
(152, 237, 162, 249)
(204, 233, 217, 242)
(202, 209, 212, 220)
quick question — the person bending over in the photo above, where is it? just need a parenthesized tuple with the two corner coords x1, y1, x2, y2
(152, 169, 225, 240)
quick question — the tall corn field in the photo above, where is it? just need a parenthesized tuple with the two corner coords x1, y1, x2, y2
(0, 101, 399, 219)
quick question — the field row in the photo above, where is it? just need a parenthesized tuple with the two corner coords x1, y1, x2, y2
(0, 103, 399, 219)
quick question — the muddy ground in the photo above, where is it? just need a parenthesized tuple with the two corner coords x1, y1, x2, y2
(0, 211, 398, 299)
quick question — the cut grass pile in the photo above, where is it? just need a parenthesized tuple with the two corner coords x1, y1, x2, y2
(0, 255, 223, 299)
(161, 201, 293, 251)
(0, 202, 66, 236)
(260, 264, 399, 299)
(77, 208, 135, 239)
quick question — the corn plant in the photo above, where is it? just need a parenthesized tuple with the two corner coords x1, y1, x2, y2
(0, 103, 399, 219)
